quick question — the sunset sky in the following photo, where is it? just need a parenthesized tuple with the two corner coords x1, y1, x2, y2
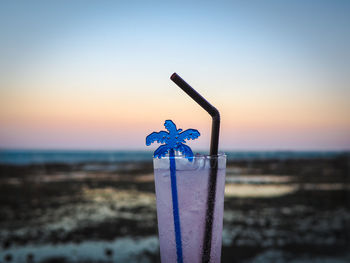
(0, 0, 349, 151)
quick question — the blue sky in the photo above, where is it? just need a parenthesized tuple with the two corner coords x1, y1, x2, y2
(0, 0, 349, 150)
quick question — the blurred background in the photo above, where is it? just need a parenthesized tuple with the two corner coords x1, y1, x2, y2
(0, 0, 349, 262)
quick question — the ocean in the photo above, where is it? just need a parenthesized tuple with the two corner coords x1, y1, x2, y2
(0, 149, 347, 165)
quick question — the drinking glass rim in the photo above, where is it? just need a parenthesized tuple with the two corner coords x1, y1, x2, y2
(153, 152, 226, 160)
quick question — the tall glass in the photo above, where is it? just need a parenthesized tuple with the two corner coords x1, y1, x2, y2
(153, 154, 226, 263)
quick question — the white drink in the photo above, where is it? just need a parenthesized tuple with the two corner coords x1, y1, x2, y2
(153, 154, 226, 263)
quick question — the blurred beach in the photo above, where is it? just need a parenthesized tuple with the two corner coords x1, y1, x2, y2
(0, 150, 349, 263)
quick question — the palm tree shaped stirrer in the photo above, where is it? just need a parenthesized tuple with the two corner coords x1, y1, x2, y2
(146, 120, 200, 263)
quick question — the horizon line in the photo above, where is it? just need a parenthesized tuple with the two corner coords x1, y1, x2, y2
(1, 148, 349, 153)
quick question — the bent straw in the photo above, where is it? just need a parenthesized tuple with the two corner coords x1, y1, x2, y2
(170, 73, 220, 263)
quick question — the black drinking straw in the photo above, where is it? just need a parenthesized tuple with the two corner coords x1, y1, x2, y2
(170, 73, 220, 263)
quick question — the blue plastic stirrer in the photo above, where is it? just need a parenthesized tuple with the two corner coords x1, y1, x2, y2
(146, 120, 200, 263)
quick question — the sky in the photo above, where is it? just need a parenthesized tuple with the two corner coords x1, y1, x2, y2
(0, 0, 349, 151)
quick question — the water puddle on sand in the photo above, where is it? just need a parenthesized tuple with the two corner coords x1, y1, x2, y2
(0, 236, 159, 263)
(224, 175, 349, 198)
(226, 175, 293, 184)
(225, 184, 298, 198)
